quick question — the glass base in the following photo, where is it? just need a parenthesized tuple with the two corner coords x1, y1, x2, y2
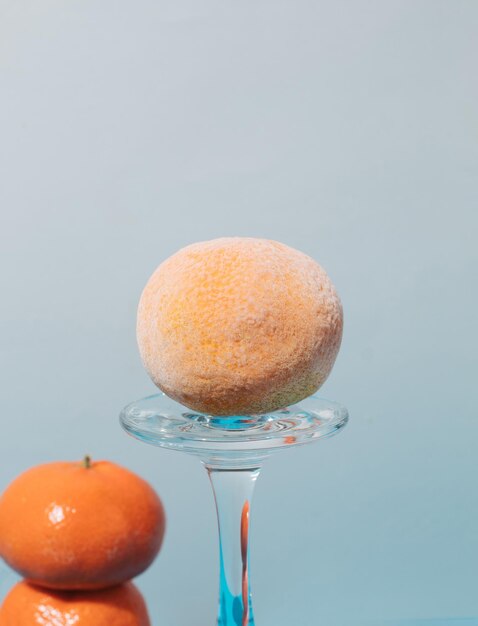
(120, 392, 348, 469)
(120, 392, 348, 626)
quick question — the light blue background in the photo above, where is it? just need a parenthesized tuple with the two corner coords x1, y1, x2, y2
(0, 0, 477, 624)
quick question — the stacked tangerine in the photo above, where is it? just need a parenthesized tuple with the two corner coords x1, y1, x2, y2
(0, 457, 165, 625)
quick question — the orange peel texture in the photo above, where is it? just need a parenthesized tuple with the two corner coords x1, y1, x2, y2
(0, 581, 151, 626)
(0, 460, 165, 590)
(137, 238, 343, 416)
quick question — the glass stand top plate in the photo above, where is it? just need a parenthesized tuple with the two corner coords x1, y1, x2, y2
(120, 392, 348, 467)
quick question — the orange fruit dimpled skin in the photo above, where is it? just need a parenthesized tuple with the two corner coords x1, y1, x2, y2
(0, 580, 151, 626)
(137, 237, 343, 416)
(0, 459, 165, 590)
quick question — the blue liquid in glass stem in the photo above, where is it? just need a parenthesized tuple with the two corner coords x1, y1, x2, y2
(208, 467, 260, 626)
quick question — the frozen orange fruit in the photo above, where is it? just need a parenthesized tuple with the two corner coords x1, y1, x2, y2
(137, 237, 343, 416)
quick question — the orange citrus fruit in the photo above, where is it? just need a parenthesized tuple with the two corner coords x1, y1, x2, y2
(0, 580, 151, 625)
(137, 237, 343, 416)
(0, 458, 165, 589)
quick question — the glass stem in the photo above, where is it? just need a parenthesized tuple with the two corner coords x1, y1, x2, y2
(206, 465, 261, 626)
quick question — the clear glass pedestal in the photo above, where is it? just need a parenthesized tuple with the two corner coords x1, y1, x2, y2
(120, 392, 348, 626)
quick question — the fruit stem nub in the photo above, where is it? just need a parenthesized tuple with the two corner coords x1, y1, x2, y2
(82, 455, 92, 469)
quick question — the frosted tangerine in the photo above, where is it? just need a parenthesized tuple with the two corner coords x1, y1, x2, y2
(137, 237, 343, 416)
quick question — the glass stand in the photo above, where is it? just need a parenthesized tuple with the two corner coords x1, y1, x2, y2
(120, 392, 348, 626)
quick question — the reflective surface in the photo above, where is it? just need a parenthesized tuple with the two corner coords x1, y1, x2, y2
(120, 392, 348, 468)
(120, 393, 348, 626)
(208, 468, 259, 626)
